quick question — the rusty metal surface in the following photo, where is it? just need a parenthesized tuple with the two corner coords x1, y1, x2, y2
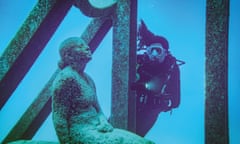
(205, 0, 229, 143)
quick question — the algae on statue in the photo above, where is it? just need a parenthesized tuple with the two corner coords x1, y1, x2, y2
(51, 37, 155, 144)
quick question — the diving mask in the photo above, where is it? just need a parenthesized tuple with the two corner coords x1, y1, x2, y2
(147, 43, 167, 63)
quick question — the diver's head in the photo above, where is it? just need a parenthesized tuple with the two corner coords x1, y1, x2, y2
(146, 43, 167, 63)
(138, 20, 169, 50)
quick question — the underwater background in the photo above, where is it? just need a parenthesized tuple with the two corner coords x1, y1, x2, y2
(0, 0, 239, 144)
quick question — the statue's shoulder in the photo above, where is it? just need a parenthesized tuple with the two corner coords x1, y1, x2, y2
(83, 72, 96, 88)
(53, 67, 79, 87)
(59, 66, 79, 78)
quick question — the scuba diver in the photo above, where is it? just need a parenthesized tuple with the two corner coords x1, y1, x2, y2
(131, 20, 185, 136)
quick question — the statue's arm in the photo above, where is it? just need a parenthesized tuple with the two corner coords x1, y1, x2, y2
(52, 74, 77, 142)
(85, 73, 114, 132)
(95, 99, 114, 132)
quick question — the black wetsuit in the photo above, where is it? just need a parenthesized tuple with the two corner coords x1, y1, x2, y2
(134, 53, 180, 136)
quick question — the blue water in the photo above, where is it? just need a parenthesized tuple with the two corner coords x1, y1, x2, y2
(0, 0, 239, 144)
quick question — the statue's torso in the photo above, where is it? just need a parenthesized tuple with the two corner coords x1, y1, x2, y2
(52, 66, 99, 127)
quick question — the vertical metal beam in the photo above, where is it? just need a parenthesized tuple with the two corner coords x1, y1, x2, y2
(0, 0, 73, 109)
(110, 0, 137, 131)
(205, 0, 229, 144)
(128, 0, 137, 132)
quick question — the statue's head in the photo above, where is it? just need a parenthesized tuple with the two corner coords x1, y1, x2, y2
(58, 37, 92, 69)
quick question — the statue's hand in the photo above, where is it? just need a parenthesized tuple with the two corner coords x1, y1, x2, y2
(97, 123, 114, 133)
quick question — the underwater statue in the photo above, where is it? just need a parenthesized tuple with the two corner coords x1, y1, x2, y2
(51, 37, 155, 144)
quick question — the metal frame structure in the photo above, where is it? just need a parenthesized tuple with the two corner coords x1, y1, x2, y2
(1, 0, 137, 143)
(0, 0, 229, 143)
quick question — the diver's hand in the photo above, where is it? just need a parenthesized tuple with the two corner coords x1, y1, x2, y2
(131, 82, 146, 91)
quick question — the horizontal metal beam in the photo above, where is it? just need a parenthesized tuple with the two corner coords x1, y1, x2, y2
(81, 16, 113, 52)
(0, 0, 74, 109)
(2, 71, 58, 143)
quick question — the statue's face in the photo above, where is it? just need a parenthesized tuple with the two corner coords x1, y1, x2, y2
(71, 41, 92, 63)
(60, 37, 92, 67)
